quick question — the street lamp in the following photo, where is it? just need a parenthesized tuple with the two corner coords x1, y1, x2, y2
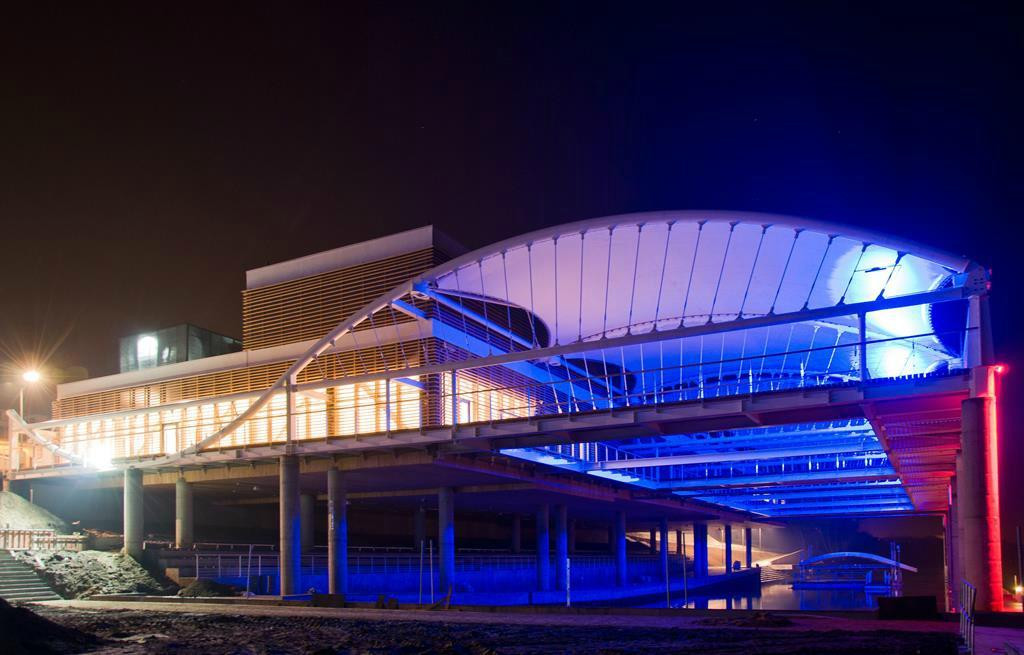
(20, 370, 40, 417)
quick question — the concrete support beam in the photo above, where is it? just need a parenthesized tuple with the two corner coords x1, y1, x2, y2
(438, 486, 455, 595)
(554, 505, 568, 591)
(536, 504, 550, 591)
(956, 395, 1003, 611)
(693, 522, 709, 578)
(279, 454, 301, 596)
(512, 514, 522, 553)
(614, 510, 627, 587)
(744, 527, 753, 569)
(414, 505, 426, 550)
(123, 468, 143, 561)
(724, 524, 733, 574)
(300, 493, 315, 553)
(649, 528, 657, 554)
(659, 517, 669, 579)
(327, 468, 348, 595)
(675, 529, 682, 556)
(174, 477, 193, 549)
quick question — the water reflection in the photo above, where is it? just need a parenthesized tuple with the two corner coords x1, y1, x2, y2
(648, 584, 891, 611)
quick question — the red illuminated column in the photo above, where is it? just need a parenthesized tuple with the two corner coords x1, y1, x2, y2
(957, 386, 1003, 611)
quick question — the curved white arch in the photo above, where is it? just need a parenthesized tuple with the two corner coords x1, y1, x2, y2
(799, 551, 918, 572)
(25, 211, 981, 470)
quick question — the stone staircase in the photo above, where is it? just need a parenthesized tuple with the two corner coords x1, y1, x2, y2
(0, 550, 61, 602)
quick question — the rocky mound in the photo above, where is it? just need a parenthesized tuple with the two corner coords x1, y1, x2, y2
(0, 491, 69, 532)
(698, 611, 795, 627)
(0, 598, 99, 654)
(14, 550, 175, 598)
(178, 578, 239, 597)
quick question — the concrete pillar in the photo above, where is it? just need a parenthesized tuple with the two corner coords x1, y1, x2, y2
(957, 395, 1003, 611)
(300, 494, 315, 553)
(693, 522, 709, 578)
(554, 505, 568, 591)
(414, 505, 426, 551)
(438, 487, 455, 595)
(649, 527, 657, 554)
(614, 510, 627, 587)
(676, 529, 683, 556)
(536, 504, 550, 591)
(724, 524, 733, 574)
(744, 527, 753, 569)
(123, 468, 143, 560)
(659, 517, 669, 578)
(327, 468, 347, 595)
(279, 454, 301, 596)
(174, 477, 193, 549)
(511, 514, 522, 553)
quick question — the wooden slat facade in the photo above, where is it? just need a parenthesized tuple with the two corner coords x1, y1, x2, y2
(241, 247, 445, 351)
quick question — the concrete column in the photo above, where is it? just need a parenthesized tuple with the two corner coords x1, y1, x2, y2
(724, 524, 733, 574)
(693, 522, 709, 578)
(676, 529, 683, 556)
(438, 487, 455, 595)
(957, 395, 1003, 611)
(536, 504, 550, 591)
(649, 527, 657, 554)
(279, 454, 301, 596)
(174, 477, 193, 549)
(511, 514, 522, 553)
(744, 527, 753, 569)
(123, 468, 143, 560)
(414, 505, 426, 550)
(554, 505, 568, 591)
(300, 494, 315, 553)
(614, 510, 627, 587)
(327, 468, 347, 595)
(659, 517, 669, 578)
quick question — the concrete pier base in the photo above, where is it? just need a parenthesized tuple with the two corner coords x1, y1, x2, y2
(693, 522, 709, 578)
(123, 468, 143, 560)
(536, 504, 550, 591)
(174, 477, 193, 549)
(957, 395, 1003, 611)
(327, 468, 347, 595)
(438, 487, 455, 595)
(279, 455, 301, 596)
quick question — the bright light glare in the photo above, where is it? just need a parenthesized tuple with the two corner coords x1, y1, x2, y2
(1015, 585, 1023, 595)
(137, 335, 158, 367)
(22, 370, 40, 383)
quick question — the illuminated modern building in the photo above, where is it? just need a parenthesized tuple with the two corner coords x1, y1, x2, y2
(2, 212, 1005, 609)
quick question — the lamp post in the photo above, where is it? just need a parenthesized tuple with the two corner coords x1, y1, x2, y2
(19, 369, 40, 417)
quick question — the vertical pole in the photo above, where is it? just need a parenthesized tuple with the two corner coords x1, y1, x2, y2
(724, 524, 733, 574)
(744, 526, 753, 569)
(174, 476, 194, 549)
(438, 487, 455, 595)
(300, 494, 315, 554)
(693, 522, 709, 578)
(414, 504, 426, 551)
(536, 504, 550, 591)
(682, 530, 688, 606)
(450, 371, 458, 426)
(327, 467, 347, 595)
(958, 394, 1003, 611)
(649, 527, 657, 554)
(660, 517, 670, 608)
(123, 468, 144, 560)
(676, 529, 683, 557)
(279, 454, 301, 596)
(614, 510, 627, 587)
(429, 539, 434, 603)
(568, 519, 577, 554)
(858, 312, 868, 381)
(554, 505, 568, 591)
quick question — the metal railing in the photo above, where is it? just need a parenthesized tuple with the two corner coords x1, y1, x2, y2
(0, 528, 87, 551)
(959, 581, 977, 654)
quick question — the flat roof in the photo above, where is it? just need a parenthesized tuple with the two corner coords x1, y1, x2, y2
(244, 225, 466, 290)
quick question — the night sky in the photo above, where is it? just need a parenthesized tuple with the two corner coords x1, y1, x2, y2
(1, 5, 1021, 541)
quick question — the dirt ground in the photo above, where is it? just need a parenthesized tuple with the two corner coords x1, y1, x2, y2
(26, 600, 962, 654)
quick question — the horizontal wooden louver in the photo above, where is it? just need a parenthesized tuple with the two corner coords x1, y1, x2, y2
(53, 339, 439, 420)
(241, 248, 444, 350)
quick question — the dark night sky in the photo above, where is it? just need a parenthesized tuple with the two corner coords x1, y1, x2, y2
(1, 4, 1021, 538)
